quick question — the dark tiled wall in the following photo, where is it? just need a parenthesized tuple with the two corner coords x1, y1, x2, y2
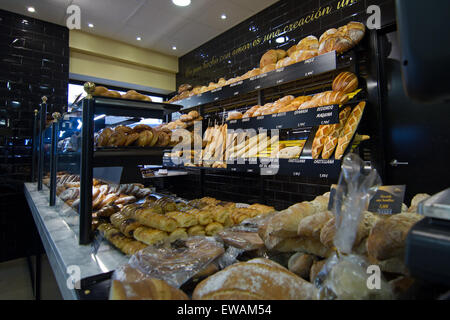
(0, 9, 69, 262)
(177, 0, 395, 88)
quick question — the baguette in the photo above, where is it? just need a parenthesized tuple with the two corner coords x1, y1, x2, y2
(321, 107, 352, 159)
(335, 102, 366, 159)
(311, 125, 335, 159)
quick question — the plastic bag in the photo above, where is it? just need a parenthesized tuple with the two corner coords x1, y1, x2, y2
(316, 153, 393, 300)
(112, 237, 225, 289)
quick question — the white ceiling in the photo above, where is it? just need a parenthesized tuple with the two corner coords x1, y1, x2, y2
(0, 0, 279, 57)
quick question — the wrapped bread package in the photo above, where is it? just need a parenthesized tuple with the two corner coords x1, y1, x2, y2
(124, 237, 224, 288)
(314, 154, 393, 300)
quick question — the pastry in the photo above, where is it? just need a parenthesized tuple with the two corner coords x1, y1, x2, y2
(132, 124, 152, 133)
(137, 130, 153, 147)
(133, 226, 168, 246)
(124, 132, 140, 147)
(97, 128, 114, 147)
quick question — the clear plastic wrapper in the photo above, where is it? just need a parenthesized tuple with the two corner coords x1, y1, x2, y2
(316, 154, 394, 300)
(112, 237, 225, 289)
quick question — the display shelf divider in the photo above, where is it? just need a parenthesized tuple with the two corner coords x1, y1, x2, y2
(49, 121, 58, 206)
(37, 97, 47, 191)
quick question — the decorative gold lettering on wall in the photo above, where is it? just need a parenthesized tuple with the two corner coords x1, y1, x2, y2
(184, 0, 362, 77)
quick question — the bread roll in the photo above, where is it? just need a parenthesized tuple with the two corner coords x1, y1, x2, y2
(344, 21, 366, 45)
(187, 225, 205, 237)
(93, 86, 108, 96)
(261, 63, 276, 74)
(103, 91, 122, 98)
(260, 49, 279, 68)
(332, 72, 359, 94)
(297, 35, 319, 50)
(168, 228, 188, 242)
(287, 44, 298, 57)
(193, 259, 316, 300)
(288, 253, 315, 279)
(226, 111, 243, 121)
(297, 211, 333, 241)
(205, 222, 224, 236)
(275, 49, 287, 60)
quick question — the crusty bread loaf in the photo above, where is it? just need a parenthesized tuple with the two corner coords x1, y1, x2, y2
(297, 35, 319, 50)
(318, 35, 353, 55)
(310, 259, 327, 283)
(271, 237, 333, 257)
(288, 253, 315, 279)
(332, 72, 359, 94)
(193, 258, 316, 300)
(407, 193, 431, 213)
(335, 101, 366, 159)
(343, 21, 366, 45)
(367, 212, 424, 261)
(321, 107, 352, 159)
(319, 28, 338, 43)
(320, 211, 380, 250)
(260, 50, 278, 68)
(110, 277, 188, 300)
(298, 211, 333, 241)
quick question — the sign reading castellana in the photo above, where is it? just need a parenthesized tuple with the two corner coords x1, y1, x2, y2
(186, 0, 381, 78)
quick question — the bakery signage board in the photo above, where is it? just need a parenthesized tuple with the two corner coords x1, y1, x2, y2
(328, 185, 406, 214)
(368, 185, 406, 215)
(227, 105, 340, 130)
(178, 51, 337, 110)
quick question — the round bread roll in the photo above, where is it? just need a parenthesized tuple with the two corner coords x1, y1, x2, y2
(124, 132, 140, 147)
(318, 35, 353, 55)
(180, 114, 193, 122)
(276, 49, 287, 60)
(261, 63, 277, 74)
(344, 21, 366, 45)
(97, 127, 114, 147)
(297, 35, 319, 50)
(260, 49, 278, 68)
(140, 95, 152, 102)
(102, 90, 122, 98)
(319, 28, 338, 43)
(287, 44, 298, 57)
(132, 124, 152, 133)
(137, 130, 153, 147)
(108, 132, 127, 147)
(288, 253, 315, 280)
(332, 72, 359, 94)
(156, 131, 170, 147)
(93, 86, 108, 96)
(149, 130, 159, 147)
(188, 110, 199, 119)
(178, 84, 192, 94)
(226, 111, 243, 121)
(114, 125, 133, 135)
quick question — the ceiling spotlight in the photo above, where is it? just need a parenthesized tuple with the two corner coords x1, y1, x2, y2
(221, 14, 227, 20)
(172, 0, 191, 7)
(88, 23, 94, 28)
(172, 46, 177, 50)
(27, 7, 36, 13)
(136, 36, 142, 41)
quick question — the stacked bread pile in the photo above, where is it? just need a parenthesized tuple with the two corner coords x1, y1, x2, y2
(93, 86, 152, 102)
(95, 124, 177, 148)
(199, 124, 227, 168)
(258, 193, 429, 285)
(98, 196, 274, 255)
(160, 110, 202, 131)
(168, 21, 365, 104)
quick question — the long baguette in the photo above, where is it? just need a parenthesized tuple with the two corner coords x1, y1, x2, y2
(322, 107, 352, 159)
(311, 125, 334, 159)
(335, 102, 366, 159)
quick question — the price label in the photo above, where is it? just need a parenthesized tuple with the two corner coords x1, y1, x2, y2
(255, 85, 261, 90)
(234, 91, 239, 96)
(277, 112, 287, 117)
(304, 57, 315, 64)
(242, 118, 250, 123)
(277, 79, 284, 84)
(214, 97, 219, 101)
(305, 71, 314, 77)
(293, 172, 301, 177)
(276, 67, 285, 72)
(321, 120, 331, 125)
(298, 122, 306, 127)
(319, 173, 329, 178)
(230, 120, 237, 124)
(257, 116, 265, 120)
(276, 125, 283, 129)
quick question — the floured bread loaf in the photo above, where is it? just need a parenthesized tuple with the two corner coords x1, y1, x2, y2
(193, 258, 316, 300)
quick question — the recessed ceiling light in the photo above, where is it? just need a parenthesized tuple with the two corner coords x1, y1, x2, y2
(172, 0, 191, 7)
(27, 7, 35, 13)
(221, 14, 227, 20)
(137, 37, 142, 41)
(172, 46, 177, 50)
(88, 23, 94, 28)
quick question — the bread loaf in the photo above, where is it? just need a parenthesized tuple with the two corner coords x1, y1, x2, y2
(321, 107, 352, 159)
(227, 111, 243, 121)
(311, 125, 335, 159)
(297, 35, 319, 50)
(110, 266, 188, 300)
(344, 21, 366, 45)
(319, 28, 338, 43)
(318, 35, 353, 55)
(335, 101, 366, 159)
(260, 50, 278, 68)
(367, 212, 424, 261)
(193, 258, 316, 300)
(93, 86, 108, 96)
(297, 211, 333, 241)
(310, 259, 326, 283)
(288, 253, 315, 279)
(332, 72, 359, 94)
(276, 49, 287, 60)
